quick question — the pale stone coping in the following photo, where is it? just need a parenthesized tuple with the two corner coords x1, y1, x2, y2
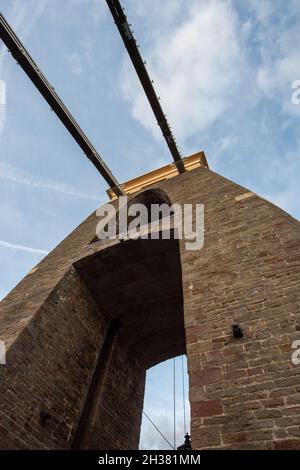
(235, 192, 256, 202)
(107, 150, 208, 200)
(82, 216, 177, 253)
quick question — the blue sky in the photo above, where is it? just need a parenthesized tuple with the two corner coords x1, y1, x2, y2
(0, 0, 300, 449)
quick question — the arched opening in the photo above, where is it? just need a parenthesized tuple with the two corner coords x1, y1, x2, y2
(139, 355, 190, 450)
(128, 188, 173, 218)
(75, 226, 190, 449)
(122, 188, 175, 232)
(90, 187, 176, 245)
(117, 188, 174, 234)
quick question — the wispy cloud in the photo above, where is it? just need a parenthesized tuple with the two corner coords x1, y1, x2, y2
(0, 0, 49, 73)
(0, 80, 5, 136)
(0, 162, 102, 201)
(255, 0, 300, 116)
(262, 136, 300, 219)
(0, 239, 48, 255)
(66, 37, 94, 76)
(67, 50, 84, 76)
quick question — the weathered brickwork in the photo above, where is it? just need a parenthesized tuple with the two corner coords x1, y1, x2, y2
(0, 165, 299, 449)
(165, 168, 300, 450)
(86, 344, 145, 450)
(0, 266, 144, 449)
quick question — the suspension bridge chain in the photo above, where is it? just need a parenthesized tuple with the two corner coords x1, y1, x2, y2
(106, 0, 186, 174)
(0, 12, 124, 197)
(142, 411, 175, 450)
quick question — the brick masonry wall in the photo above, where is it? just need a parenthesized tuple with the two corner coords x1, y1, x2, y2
(0, 266, 144, 449)
(0, 267, 108, 448)
(156, 167, 300, 450)
(86, 343, 145, 450)
(0, 165, 300, 449)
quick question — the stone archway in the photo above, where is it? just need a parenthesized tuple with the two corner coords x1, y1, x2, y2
(72, 234, 185, 449)
(1, 157, 300, 450)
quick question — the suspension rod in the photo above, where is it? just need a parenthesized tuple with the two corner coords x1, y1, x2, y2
(0, 12, 124, 197)
(106, 0, 185, 174)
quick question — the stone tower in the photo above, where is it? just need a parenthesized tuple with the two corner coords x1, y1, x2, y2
(0, 151, 300, 449)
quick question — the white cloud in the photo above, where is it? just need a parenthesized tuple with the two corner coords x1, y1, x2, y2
(121, 0, 300, 153)
(0, 239, 48, 255)
(255, 0, 300, 116)
(257, 50, 300, 113)
(0, 162, 101, 201)
(121, 0, 245, 142)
